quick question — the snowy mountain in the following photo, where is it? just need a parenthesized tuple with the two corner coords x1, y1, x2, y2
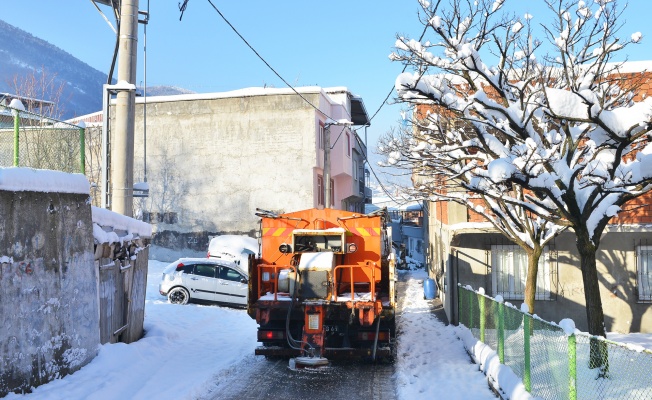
(0, 19, 192, 119)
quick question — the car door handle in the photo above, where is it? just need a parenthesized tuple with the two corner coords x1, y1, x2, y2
(220, 282, 229, 285)
(191, 277, 199, 280)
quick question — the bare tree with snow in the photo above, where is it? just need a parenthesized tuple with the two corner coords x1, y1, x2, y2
(389, 0, 652, 372)
(378, 121, 566, 317)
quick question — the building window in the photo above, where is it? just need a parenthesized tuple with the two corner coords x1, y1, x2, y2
(141, 211, 177, 224)
(346, 132, 351, 157)
(319, 123, 325, 150)
(637, 246, 652, 302)
(353, 160, 358, 180)
(409, 238, 423, 255)
(491, 245, 551, 300)
(163, 212, 178, 224)
(317, 175, 324, 206)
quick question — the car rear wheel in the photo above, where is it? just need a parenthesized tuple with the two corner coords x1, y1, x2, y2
(168, 287, 190, 305)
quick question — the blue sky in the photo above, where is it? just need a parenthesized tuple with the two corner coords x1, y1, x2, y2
(2, 0, 651, 179)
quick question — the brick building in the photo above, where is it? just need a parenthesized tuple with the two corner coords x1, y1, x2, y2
(421, 64, 652, 333)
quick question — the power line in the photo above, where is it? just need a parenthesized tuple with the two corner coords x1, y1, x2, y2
(356, 22, 429, 130)
(352, 24, 430, 206)
(204, 0, 334, 122)
(205, 0, 412, 206)
(351, 131, 415, 207)
(181, 0, 426, 207)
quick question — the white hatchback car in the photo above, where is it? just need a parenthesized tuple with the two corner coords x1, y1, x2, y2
(159, 258, 248, 306)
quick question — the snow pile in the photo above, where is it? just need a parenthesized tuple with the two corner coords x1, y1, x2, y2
(92, 206, 152, 244)
(457, 327, 536, 400)
(0, 167, 89, 194)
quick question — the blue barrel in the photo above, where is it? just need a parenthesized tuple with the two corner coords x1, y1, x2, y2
(424, 278, 436, 299)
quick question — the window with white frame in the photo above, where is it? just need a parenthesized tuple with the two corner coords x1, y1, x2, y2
(636, 246, 652, 302)
(319, 123, 325, 149)
(346, 132, 351, 157)
(491, 245, 551, 300)
(330, 178, 335, 206)
(317, 175, 324, 206)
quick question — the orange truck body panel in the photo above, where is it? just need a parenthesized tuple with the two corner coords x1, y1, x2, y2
(259, 208, 382, 281)
(248, 207, 397, 361)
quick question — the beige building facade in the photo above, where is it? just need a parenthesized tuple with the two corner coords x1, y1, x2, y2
(425, 198, 652, 334)
(104, 86, 370, 253)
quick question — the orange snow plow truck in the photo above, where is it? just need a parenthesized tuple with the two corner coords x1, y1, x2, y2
(247, 207, 397, 363)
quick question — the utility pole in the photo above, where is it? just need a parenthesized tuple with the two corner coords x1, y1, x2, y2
(112, 0, 139, 217)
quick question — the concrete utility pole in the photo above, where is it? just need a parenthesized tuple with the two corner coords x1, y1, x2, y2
(112, 0, 139, 217)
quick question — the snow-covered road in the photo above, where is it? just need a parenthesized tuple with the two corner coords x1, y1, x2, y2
(395, 272, 496, 399)
(5, 260, 500, 399)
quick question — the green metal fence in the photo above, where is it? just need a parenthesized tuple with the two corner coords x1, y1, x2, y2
(0, 104, 85, 173)
(458, 285, 652, 400)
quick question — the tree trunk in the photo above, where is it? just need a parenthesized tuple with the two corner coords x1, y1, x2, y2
(524, 246, 542, 315)
(575, 228, 609, 373)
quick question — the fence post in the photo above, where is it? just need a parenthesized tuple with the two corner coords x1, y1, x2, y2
(568, 334, 577, 400)
(498, 301, 505, 363)
(13, 110, 19, 167)
(479, 293, 485, 343)
(79, 126, 86, 174)
(524, 314, 531, 392)
(458, 284, 466, 327)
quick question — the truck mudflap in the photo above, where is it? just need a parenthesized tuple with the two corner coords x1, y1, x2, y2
(255, 346, 394, 360)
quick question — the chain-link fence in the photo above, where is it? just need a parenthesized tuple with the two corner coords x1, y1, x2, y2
(458, 285, 652, 399)
(0, 104, 85, 173)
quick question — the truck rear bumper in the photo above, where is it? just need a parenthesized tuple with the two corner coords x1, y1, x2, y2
(255, 346, 393, 360)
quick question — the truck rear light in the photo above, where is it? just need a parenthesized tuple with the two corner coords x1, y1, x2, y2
(357, 331, 389, 341)
(258, 330, 284, 341)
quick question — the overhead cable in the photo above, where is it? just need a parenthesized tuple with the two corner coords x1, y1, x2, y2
(179, 1, 426, 206)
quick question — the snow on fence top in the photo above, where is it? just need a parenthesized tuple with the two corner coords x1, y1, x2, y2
(0, 167, 89, 194)
(92, 206, 152, 244)
(0, 167, 151, 244)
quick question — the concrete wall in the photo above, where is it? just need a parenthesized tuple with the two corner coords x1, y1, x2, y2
(423, 200, 464, 322)
(132, 94, 317, 234)
(0, 190, 98, 396)
(447, 229, 652, 333)
(123, 90, 365, 252)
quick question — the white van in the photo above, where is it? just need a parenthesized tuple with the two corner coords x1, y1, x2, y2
(207, 235, 258, 266)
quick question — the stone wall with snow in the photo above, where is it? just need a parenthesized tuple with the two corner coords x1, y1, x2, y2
(0, 168, 98, 396)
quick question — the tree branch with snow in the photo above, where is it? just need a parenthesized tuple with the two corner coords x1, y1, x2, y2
(385, 0, 652, 370)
